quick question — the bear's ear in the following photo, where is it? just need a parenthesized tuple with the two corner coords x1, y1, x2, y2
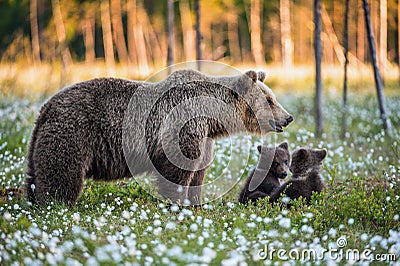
(257, 71, 266, 82)
(297, 148, 309, 159)
(245, 70, 258, 83)
(257, 145, 262, 153)
(317, 149, 327, 160)
(278, 142, 288, 151)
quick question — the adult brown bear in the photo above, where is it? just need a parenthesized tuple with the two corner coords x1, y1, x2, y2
(24, 69, 293, 206)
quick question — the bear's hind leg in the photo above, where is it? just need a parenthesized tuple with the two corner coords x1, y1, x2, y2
(30, 133, 91, 207)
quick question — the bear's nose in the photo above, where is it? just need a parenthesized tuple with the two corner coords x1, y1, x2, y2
(281, 172, 288, 177)
(286, 116, 294, 124)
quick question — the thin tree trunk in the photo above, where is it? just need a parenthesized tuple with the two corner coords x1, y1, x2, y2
(83, 11, 95, 63)
(111, 0, 129, 64)
(167, 0, 174, 72)
(135, 1, 149, 75)
(250, 0, 265, 66)
(280, 0, 293, 66)
(140, 9, 164, 66)
(30, 0, 41, 64)
(321, 4, 345, 65)
(398, 0, 400, 83)
(179, 0, 195, 61)
(357, 0, 365, 63)
(362, 0, 391, 136)
(227, 11, 241, 63)
(195, 0, 201, 70)
(127, 0, 138, 69)
(51, 0, 72, 86)
(51, 0, 72, 67)
(101, 0, 115, 67)
(379, 0, 387, 77)
(342, 0, 350, 139)
(314, 0, 324, 137)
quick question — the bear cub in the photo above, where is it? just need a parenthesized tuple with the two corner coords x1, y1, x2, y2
(269, 147, 327, 205)
(238, 142, 290, 204)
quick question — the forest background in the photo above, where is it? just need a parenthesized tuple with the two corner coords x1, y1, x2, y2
(0, 0, 399, 86)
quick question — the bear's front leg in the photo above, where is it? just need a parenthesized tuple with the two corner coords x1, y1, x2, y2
(240, 190, 268, 204)
(187, 169, 206, 206)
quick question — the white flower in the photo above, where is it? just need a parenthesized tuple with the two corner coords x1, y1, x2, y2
(170, 205, 179, 212)
(190, 223, 198, 232)
(279, 218, 291, 229)
(165, 221, 176, 230)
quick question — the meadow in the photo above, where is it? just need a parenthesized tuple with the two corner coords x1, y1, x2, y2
(0, 65, 399, 265)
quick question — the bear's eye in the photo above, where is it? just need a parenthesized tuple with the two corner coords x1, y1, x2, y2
(284, 160, 288, 165)
(272, 161, 278, 167)
(267, 99, 273, 105)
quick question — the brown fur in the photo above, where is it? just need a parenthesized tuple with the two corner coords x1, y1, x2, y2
(238, 142, 290, 204)
(24, 69, 293, 207)
(269, 148, 327, 205)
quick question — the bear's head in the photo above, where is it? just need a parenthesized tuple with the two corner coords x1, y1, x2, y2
(290, 148, 327, 177)
(257, 142, 290, 179)
(236, 70, 293, 135)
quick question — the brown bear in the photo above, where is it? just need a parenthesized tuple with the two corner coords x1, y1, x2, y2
(268, 148, 327, 205)
(24, 69, 293, 207)
(238, 142, 290, 204)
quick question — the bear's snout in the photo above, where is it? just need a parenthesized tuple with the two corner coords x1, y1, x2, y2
(286, 115, 294, 125)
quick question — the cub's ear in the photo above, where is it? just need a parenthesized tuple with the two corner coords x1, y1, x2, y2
(318, 149, 327, 160)
(245, 70, 258, 83)
(278, 142, 288, 151)
(297, 148, 309, 159)
(257, 71, 266, 82)
(257, 145, 262, 153)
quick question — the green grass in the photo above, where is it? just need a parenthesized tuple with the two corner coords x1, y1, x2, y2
(0, 91, 399, 265)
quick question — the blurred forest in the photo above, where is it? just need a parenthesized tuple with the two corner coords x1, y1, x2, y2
(0, 0, 399, 73)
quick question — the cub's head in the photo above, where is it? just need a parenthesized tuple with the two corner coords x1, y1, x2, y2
(290, 148, 327, 177)
(237, 70, 293, 135)
(257, 142, 290, 179)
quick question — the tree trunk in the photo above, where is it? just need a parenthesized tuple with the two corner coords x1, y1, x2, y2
(280, 0, 293, 66)
(134, 1, 150, 75)
(83, 9, 95, 63)
(357, 0, 365, 63)
(314, 0, 323, 137)
(140, 8, 164, 66)
(127, 0, 138, 69)
(321, 4, 345, 65)
(342, 0, 350, 139)
(111, 0, 129, 64)
(250, 0, 265, 66)
(195, 0, 201, 70)
(101, 0, 115, 67)
(398, 0, 400, 83)
(379, 0, 387, 77)
(227, 11, 241, 63)
(30, 0, 41, 64)
(51, 0, 72, 67)
(179, 0, 195, 62)
(362, 0, 391, 136)
(167, 0, 174, 72)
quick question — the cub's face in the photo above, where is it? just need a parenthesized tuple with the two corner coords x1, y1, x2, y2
(290, 148, 327, 176)
(241, 70, 293, 135)
(258, 142, 290, 179)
